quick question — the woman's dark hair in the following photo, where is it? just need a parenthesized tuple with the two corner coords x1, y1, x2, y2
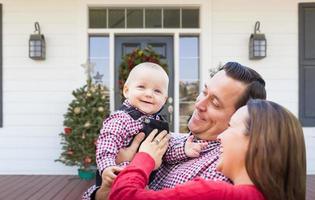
(245, 99, 306, 200)
(219, 62, 267, 109)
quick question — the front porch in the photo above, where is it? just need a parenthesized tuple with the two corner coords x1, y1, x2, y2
(0, 175, 314, 200)
(0, 175, 93, 200)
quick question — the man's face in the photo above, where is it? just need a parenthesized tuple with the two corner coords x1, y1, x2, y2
(188, 70, 247, 140)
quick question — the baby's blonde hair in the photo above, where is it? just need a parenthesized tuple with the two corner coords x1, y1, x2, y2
(125, 62, 169, 86)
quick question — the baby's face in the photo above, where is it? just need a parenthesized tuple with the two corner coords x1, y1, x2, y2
(124, 68, 168, 115)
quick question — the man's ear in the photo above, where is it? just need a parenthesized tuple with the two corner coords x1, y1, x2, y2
(123, 84, 129, 98)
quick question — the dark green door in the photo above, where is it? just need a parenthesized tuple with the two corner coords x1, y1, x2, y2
(115, 36, 174, 131)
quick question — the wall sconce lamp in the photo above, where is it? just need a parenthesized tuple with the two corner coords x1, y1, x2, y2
(249, 21, 266, 60)
(29, 22, 46, 60)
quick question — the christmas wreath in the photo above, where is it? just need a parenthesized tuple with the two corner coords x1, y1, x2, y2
(118, 46, 168, 100)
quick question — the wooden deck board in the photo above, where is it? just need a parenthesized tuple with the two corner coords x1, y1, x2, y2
(7, 175, 48, 200)
(0, 175, 313, 200)
(1, 175, 39, 198)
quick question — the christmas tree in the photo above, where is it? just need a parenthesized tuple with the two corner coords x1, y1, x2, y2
(56, 62, 109, 173)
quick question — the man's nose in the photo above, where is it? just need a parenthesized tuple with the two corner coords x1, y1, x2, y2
(195, 94, 207, 112)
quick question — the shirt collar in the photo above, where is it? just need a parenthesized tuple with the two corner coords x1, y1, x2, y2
(122, 99, 157, 118)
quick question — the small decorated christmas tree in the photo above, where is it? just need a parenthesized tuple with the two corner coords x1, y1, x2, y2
(56, 61, 109, 179)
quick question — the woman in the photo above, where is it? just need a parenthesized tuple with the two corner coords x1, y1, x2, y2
(109, 99, 306, 200)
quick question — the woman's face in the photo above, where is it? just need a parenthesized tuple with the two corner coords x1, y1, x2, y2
(216, 106, 249, 180)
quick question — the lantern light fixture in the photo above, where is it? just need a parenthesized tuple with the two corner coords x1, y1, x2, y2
(29, 22, 46, 60)
(249, 21, 266, 60)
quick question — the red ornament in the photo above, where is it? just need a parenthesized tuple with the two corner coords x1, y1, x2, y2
(67, 150, 73, 155)
(84, 156, 92, 164)
(64, 127, 72, 135)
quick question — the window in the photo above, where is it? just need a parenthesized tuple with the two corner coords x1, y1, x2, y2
(89, 7, 199, 29)
(179, 36, 199, 132)
(89, 36, 110, 107)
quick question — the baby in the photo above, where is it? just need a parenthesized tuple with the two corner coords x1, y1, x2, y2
(96, 62, 206, 189)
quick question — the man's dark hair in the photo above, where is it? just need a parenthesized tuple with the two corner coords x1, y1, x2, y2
(219, 62, 266, 109)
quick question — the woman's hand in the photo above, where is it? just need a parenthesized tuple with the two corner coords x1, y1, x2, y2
(139, 129, 170, 170)
(116, 133, 145, 164)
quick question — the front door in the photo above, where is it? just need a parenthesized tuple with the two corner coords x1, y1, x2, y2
(115, 36, 174, 131)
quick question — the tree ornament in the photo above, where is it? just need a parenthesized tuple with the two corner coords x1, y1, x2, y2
(98, 106, 104, 113)
(74, 107, 81, 114)
(64, 127, 72, 135)
(90, 86, 96, 93)
(84, 121, 91, 128)
(67, 150, 74, 155)
(84, 156, 92, 164)
(93, 71, 104, 84)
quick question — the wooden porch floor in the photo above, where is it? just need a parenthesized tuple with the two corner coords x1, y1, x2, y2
(0, 175, 314, 200)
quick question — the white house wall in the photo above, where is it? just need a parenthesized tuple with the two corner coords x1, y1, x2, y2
(0, 0, 314, 175)
(0, 0, 84, 174)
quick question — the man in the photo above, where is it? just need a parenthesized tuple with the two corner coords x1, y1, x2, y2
(83, 62, 266, 199)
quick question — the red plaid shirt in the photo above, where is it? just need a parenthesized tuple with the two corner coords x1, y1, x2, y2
(149, 134, 231, 190)
(96, 100, 166, 173)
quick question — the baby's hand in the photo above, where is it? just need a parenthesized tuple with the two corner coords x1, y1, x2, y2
(184, 135, 208, 158)
(101, 166, 124, 187)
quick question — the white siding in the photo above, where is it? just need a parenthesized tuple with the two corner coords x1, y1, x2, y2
(0, 0, 314, 175)
(0, 0, 83, 174)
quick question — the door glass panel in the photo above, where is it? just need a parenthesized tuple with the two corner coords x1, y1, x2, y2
(145, 9, 162, 28)
(109, 9, 125, 28)
(122, 43, 141, 55)
(179, 36, 199, 133)
(89, 36, 110, 106)
(164, 9, 180, 28)
(127, 9, 143, 28)
(182, 9, 199, 28)
(89, 9, 107, 28)
(147, 43, 167, 58)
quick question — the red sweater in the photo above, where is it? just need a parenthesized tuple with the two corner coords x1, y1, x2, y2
(109, 152, 265, 200)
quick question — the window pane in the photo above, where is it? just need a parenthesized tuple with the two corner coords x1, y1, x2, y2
(179, 36, 199, 133)
(127, 9, 143, 28)
(182, 9, 199, 28)
(164, 9, 180, 28)
(145, 9, 162, 28)
(89, 36, 110, 92)
(179, 37, 199, 57)
(109, 9, 125, 28)
(89, 9, 107, 28)
(179, 58, 199, 81)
